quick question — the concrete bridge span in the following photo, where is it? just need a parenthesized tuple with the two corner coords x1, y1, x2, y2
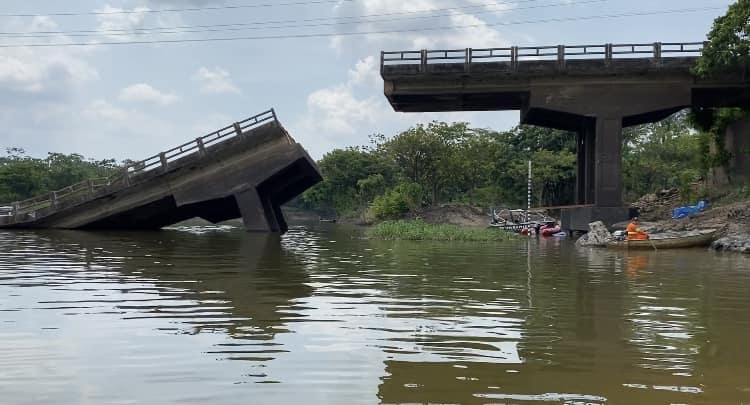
(380, 42, 750, 230)
(0, 110, 322, 233)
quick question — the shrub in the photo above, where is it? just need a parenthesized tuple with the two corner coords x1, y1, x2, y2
(369, 183, 424, 220)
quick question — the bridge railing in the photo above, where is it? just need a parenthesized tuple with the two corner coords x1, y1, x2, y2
(381, 41, 705, 73)
(5, 108, 279, 221)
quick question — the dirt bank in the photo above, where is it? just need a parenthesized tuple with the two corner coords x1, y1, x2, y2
(629, 189, 749, 233)
(627, 189, 750, 254)
(408, 204, 489, 228)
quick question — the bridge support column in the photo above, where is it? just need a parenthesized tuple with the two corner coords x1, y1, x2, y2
(576, 121, 596, 205)
(234, 188, 285, 233)
(594, 116, 623, 207)
(564, 116, 629, 231)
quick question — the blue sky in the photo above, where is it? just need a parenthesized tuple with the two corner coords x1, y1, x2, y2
(0, 0, 734, 161)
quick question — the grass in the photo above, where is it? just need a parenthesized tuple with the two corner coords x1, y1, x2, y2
(367, 220, 517, 241)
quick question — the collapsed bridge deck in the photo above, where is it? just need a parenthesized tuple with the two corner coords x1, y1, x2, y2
(0, 109, 322, 234)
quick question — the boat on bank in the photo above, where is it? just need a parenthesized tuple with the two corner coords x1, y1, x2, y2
(607, 229, 718, 250)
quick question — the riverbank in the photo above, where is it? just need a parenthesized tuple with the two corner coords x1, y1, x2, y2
(629, 188, 750, 254)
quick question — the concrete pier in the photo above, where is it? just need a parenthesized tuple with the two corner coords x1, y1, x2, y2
(0, 110, 322, 234)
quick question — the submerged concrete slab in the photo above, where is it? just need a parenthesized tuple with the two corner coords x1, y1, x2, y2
(0, 110, 322, 234)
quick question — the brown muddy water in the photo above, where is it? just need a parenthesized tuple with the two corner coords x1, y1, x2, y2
(1, 223, 749, 405)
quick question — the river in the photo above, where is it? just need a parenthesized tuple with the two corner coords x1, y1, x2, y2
(1, 223, 749, 404)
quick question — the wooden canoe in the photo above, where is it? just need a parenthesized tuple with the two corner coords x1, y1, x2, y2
(607, 229, 718, 250)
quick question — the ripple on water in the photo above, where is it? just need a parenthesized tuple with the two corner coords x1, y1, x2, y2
(1, 228, 750, 404)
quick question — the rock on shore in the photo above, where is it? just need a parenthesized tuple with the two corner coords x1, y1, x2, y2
(575, 221, 613, 247)
(711, 235, 750, 254)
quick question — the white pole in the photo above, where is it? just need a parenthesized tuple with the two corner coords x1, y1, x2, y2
(526, 160, 532, 223)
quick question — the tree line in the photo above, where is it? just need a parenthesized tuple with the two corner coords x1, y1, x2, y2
(0, 148, 121, 204)
(293, 111, 704, 221)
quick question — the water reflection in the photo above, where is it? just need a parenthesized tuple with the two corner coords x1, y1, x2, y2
(19, 228, 312, 340)
(2, 227, 750, 404)
(0, 227, 316, 405)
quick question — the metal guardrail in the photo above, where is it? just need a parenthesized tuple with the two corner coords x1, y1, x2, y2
(5, 109, 278, 221)
(381, 41, 705, 73)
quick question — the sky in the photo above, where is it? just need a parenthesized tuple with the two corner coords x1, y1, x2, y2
(0, 0, 736, 161)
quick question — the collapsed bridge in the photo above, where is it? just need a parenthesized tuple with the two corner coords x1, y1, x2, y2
(0, 109, 322, 234)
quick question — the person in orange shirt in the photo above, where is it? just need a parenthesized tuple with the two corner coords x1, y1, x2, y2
(626, 217, 649, 240)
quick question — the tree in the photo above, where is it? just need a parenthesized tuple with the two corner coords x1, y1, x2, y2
(357, 173, 385, 222)
(622, 112, 703, 201)
(0, 148, 122, 204)
(695, 0, 750, 76)
(0, 156, 47, 203)
(383, 121, 471, 204)
(298, 148, 394, 216)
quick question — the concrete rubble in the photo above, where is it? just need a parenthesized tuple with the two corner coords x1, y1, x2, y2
(711, 235, 750, 254)
(575, 221, 613, 247)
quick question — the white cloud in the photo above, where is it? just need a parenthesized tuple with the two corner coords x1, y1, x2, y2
(308, 56, 386, 135)
(291, 54, 493, 158)
(192, 67, 240, 94)
(0, 17, 98, 95)
(95, 5, 150, 41)
(77, 99, 181, 159)
(347, 56, 381, 88)
(82, 99, 130, 122)
(329, 0, 510, 52)
(305, 85, 382, 135)
(119, 83, 179, 106)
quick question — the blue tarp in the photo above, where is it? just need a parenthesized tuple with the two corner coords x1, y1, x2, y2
(672, 200, 708, 219)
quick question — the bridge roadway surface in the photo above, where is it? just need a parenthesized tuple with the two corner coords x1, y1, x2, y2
(380, 42, 750, 230)
(0, 109, 322, 234)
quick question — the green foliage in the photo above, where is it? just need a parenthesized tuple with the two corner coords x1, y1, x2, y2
(695, 0, 750, 76)
(0, 148, 120, 204)
(511, 150, 576, 206)
(689, 1, 750, 164)
(369, 183, 424, 220)
(622, 111, 704, 201)
(380, 121, 470, 204)
(689, 107, 748, 170)
(367, 219, 516, 241)
(300, 112, 710, 219)
(297, 148, 394, 216)
(298, 121, 580, 218)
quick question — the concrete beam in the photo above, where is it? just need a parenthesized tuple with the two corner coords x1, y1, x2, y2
(527, 83, 691, 121)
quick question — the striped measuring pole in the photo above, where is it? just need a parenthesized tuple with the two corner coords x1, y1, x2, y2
(526, 160, 531, 224)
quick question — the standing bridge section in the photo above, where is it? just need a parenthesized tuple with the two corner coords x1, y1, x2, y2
(380, 42, 750, 230)
(0, 109, 322, 233)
